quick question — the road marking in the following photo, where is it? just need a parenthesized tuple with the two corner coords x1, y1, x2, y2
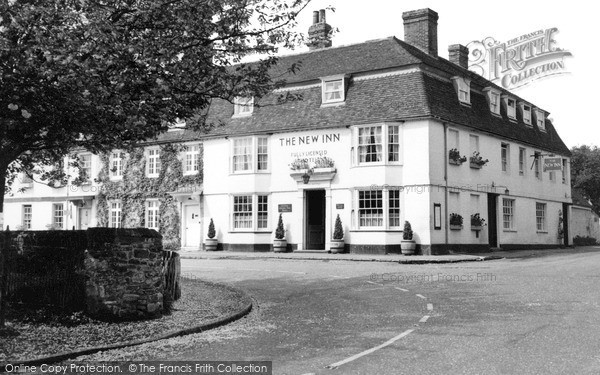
(367, 281, 384, 286)
(273, 270, 306, 275)
(419, 315, 430, 323)
(394, 287, 409, 292)
(331, 275, 351, 279)
(415, 294, 426, 299)
(326, 329, 415, 369)
(427, 303, 433, 311)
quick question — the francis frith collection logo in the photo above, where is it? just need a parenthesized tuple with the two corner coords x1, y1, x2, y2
(467, 27, 572, 89)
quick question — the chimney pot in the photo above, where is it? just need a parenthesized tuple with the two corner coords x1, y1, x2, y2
(448, 44, 469, 69)
(307, 9, 332, 50)
(402, 8, 439, 56)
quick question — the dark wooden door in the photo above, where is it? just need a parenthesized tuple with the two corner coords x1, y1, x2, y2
(306, 190, 325, 250)
(487, 193, 498, 247)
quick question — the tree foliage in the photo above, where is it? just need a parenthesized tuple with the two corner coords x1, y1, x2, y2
(0, 0, 311, 195)
(570, 145, 600, 215)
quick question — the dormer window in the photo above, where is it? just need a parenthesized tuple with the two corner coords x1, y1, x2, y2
(502, 95, 517, 121)
(233, 96, 254, 117)
(321, 75, 347, 105)
(451, 76, 471, 105)
(483, 87, 501, 116)
(534, 108, 546, 131)
(520, 102, 532, 125)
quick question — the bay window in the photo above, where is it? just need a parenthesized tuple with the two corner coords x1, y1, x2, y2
(232, 194, 269, 231)
(232, 136, 269, 173)
(356, 189, 401, 229)
(355, 124, 401, 165)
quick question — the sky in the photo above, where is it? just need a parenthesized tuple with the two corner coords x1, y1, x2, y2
(285, 0, 598, 149)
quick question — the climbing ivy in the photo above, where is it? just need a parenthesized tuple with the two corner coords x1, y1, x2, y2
(96, 143, 203, 250)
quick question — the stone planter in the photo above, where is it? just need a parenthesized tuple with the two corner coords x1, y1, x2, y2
(450, 224, 463, 230)
(330, 239, 345, 253)
(401, 240, 417, 255)
(273, 238, 288, 252)
(204, 238, 218, 251)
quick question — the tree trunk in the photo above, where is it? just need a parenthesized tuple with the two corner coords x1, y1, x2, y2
(0, 166, 8, 327)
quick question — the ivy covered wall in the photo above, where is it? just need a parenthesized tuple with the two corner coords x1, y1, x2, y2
(96, 143, 203, 250)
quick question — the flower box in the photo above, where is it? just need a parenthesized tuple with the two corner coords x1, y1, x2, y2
(469, 159, 482, 169)
(471, 225, 483, 231)
(450, 224, 463, 230)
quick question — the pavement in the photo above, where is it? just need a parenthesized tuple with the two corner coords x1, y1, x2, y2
(179, 246, 599, 263)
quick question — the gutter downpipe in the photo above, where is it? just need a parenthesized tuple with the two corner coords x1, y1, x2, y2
(443, 122, 449, 251)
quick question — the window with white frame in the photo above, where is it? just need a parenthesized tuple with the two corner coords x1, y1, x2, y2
(22, 204, 32, 229)
(549, 170, 555, 182)
(484, 88, 501, 115)
(183, 144, 201, 175)
(232, 194, 269, 231)
(534, 109, 546, 131)
(146, 200, 160, 230)
(53, 203, 64, 229)
(146, 148, 161, 177)
(233, 96, 254, 116)
(356, 124, 401, 165)
(321, 76, 345, 104)
(448, 129, 459, 150)
(521, 103, 532, 125)
(503, 96, 517, 120)
(536, 202, 546, 231)
(451, 76, 471, 105)
(501, 143, 510, 172)
(109, 151, 124, 179)
(79, 154, 92, 182)
(562, 159, 567, 184)
(110, 201, 122, 228)
(231, 136, 268, 173)
(502, 199, 514, 230)
(519, 147, 526, 175)
(357, 189, 401, 229)
(534, 152, 541, 179)
(469, 134, 479, 153)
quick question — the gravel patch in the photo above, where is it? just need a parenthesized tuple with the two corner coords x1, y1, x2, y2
(0, 279, 250, 363)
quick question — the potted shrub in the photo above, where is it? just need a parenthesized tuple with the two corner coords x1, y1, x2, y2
(401, 220, 417, 255)
(448, 148, 467, 165)
(449, 213, 463, 230)
(469, 151, 489, 169)
(205, 218, 218, 251)
(470, 213, 486, 231)
(330, 214, 345, 253)
(273, 213, 288, 252)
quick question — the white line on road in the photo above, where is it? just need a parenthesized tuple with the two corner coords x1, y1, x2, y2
(394, 287, 409, 292)
(367, 281, 384, 286)
(415, 294, 426, 299)
(326, 329, 415, 369)
(331, 275, 351, 279)
(419, 315, 430, 323)
(427, 303, 433, 311)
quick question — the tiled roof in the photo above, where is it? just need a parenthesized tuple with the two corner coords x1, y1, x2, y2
(572, 188, 594, 209)
(150, 36, 570, 155)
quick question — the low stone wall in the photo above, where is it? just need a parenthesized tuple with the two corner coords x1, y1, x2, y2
(84, 228, 165, 320)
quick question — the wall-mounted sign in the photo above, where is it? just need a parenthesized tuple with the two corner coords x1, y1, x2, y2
(543, 157, 562, 171)
(336, 204, 344, 209)
(278, 204, 292, 213)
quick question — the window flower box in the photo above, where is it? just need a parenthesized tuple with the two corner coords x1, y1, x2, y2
(471, 213, 486, 231)
(448, 148, 467, 165)
(469, 152, 489, 169)
(449, 213, 463, 230)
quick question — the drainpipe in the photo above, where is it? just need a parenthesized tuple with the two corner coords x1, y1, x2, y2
(443, 123, 449, 251)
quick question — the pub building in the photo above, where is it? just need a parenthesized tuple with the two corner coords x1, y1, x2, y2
(4, 8, 572, 254)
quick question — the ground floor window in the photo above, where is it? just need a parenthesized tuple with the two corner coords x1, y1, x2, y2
(110, 201, 122, 228)
(146, 200, 160, 230)
(357, 189, 401, 229)
(536, 202, 546, 231)
(232, 194, 269, 231)
(53, 203, 64, 229)
(502, 199, 514, 230)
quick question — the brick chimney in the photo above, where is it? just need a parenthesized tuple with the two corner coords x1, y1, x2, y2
(307, 9, 332, 50)
(402, 8, 438, 56)
(449, 44, 469, 68)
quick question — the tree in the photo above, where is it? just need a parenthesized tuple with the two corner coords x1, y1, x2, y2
(570, 145, 600, 215)
(0, 0, 313, 327)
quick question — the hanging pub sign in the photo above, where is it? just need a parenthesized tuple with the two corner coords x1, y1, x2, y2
(543, 157, 562, 171)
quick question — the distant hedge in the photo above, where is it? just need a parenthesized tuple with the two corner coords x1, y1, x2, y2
(573, 236, 598, 246)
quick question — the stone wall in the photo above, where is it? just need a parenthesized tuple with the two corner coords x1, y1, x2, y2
(84, 228, 165, 320)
